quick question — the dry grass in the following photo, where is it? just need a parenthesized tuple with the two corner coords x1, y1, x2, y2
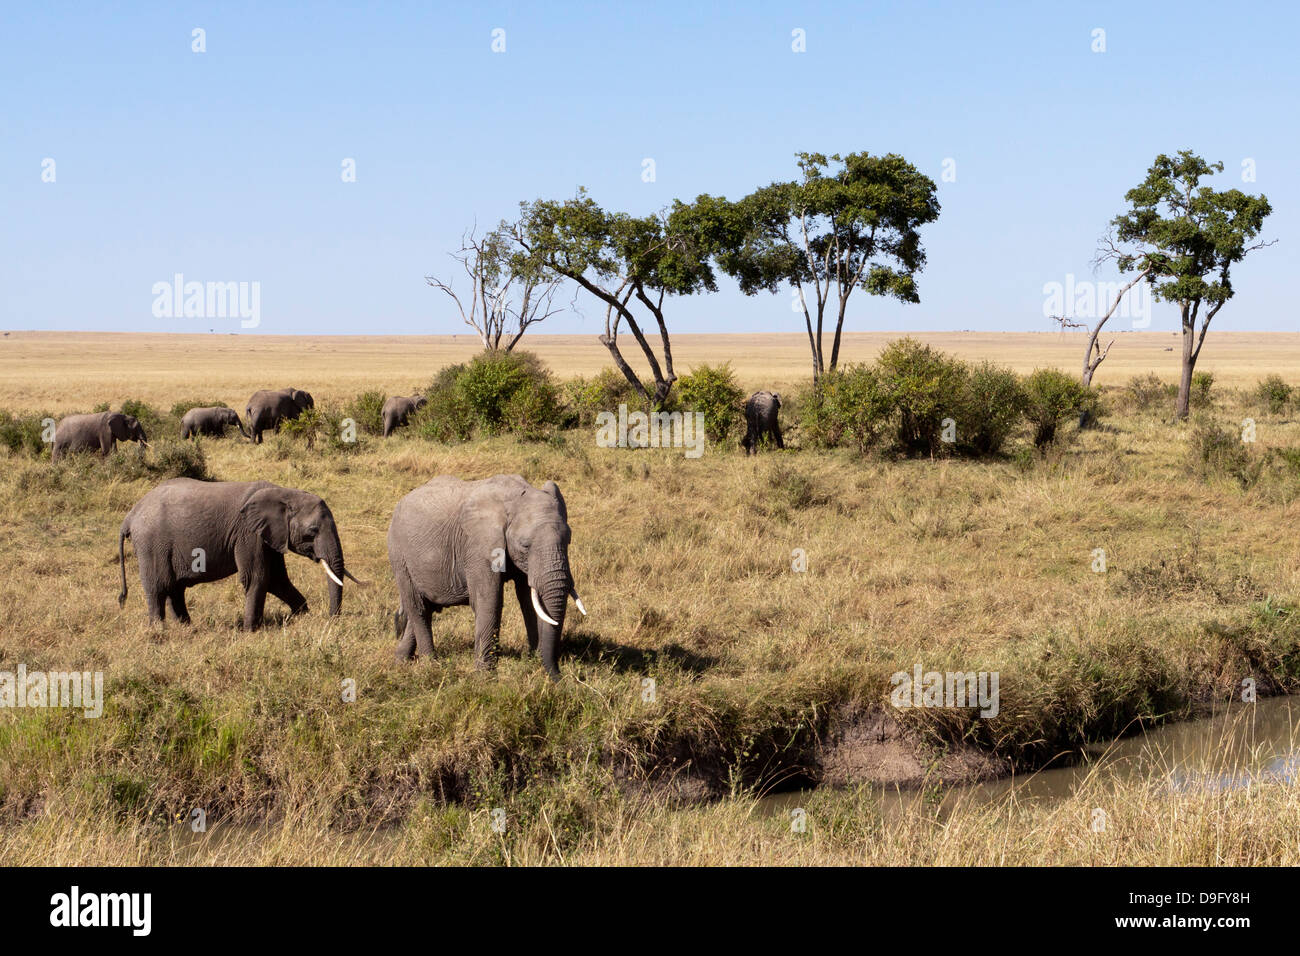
(4, 332, 1300, 864)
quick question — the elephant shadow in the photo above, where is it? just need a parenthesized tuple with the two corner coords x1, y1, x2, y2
(562, 632, 717, 675)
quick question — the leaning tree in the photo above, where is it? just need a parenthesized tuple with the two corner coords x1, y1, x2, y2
(1107, 150, 1273, 420)
(512, 189, 717, 407)
(426, 222, 567, 351)
(689, 151, 940, 381)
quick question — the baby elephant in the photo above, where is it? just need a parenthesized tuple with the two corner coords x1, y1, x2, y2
(52, 412, 148, 461)
(180, 406, 249, 440)
(741, 391, 783, 454)
(118, 478, 359, 629)
(381, 395, 428, 437)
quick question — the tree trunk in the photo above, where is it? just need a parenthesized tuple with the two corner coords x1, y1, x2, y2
(1176, 305, 1195, 421)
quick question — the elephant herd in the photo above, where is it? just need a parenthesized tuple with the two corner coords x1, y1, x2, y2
(117, 473, 583, 679)
(57, 382, 787, 680)
(50, 386, 434, 457)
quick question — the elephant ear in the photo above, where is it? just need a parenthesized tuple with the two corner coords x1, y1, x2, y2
(460, 498, 509, 578)
(241, 488, 291, 553)
(541, 480, 568, 524)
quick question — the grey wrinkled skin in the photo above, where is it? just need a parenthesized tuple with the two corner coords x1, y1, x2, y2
(388, 474, 579, 680)
(381, 395, 428, 437)
(51, 412, 147, 462)
(741, 391, 783, 454)
(245, 388, 314, 444)
(181, 406, 248, 440)
(118, 478, 348, 630)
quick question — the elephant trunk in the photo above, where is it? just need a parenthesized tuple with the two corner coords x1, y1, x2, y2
(317, 531, 345, 616)
(233, 413, 250, 439)
(530, 548, 571, 680)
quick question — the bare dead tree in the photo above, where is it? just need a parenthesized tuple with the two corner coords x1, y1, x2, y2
(1052, 232, 1152, 388)
(426, 224, 567, 350)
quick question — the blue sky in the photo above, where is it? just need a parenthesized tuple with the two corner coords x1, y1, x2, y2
(2, 1, 1294, 335)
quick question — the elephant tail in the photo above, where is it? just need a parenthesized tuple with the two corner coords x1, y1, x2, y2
(117, 523, 130, 608)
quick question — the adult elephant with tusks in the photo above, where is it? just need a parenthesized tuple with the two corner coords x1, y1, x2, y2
(118, 478, 363, 629)
(51, 412, 148, 461)
(387, 474, 586, 680)
(181, 406, 248, 439)
(245, 387, 314, 443)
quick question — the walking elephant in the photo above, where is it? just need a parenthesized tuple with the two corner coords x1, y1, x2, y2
(387, 474, 586, 679)
(52, 412, 148, 461)
(181, 406, 249, 439)
(245, 388, 314, 443)
(118, 478, 360, 629)
(741, 391, 783, 454)
(381, 395, 427, 437)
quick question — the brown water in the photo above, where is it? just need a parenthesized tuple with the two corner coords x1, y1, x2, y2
(761, 695, 1300, 815)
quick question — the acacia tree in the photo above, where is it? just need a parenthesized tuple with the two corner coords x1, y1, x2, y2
(1107, 150, 1273, 420)
(512, 190, 716, 406)
(426, 223, 566, 351)
(691, 151, 940, 381)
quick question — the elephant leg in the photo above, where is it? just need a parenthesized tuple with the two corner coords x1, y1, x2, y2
(469, 579, 504, 671)
(243, 582, 268, 630)
(167, 586, 191, 625)
(265, 552, 309, 616)
(773, 424, 784, 449)
(144, 587, 166, 624)
(513, 577, 540, 655)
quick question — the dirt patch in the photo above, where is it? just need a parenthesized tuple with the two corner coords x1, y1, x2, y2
(816, 709, 1009, 789)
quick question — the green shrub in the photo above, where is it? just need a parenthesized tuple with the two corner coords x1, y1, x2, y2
(674, 363, 745, 444)
(1022, 369, 1092, 448)
(118, 399, 166, 437)
(0, 410, 55, 457)
(345, 390, 387, 436)
(279, 406, 362, 453)
(414, 351, 561, 442)
(1256, 375, 1291, 415)
(1190, 371, 1215, 410)
(956, 362, 1025, 456)
(1189, 420, 1261, 489)
(798, 365, 892, 453)
(565, 368, 645, 427)
(875, 338, 969, 456)
(1128, 373, 1176, 414)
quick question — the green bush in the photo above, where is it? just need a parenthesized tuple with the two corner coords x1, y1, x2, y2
(414, 351, 561, 442)
(1189, 420, 1261, 489)
(1022, 369, 1093, 448)
(798, 365, 892, 454)
(345, 390, 387, 436)
(565, 368, 645, 427)
(279, 406, 362, 453)
(875, 338, 969, 456)
(1190, 371, 1215, 410)
(674, 363, 745, 444)
(956, 362, 1025, 456)
(119, 399, 166, 437)
(1128, 373, 1176, 414)
(1256, 375, 1291, 415)
(0, 410, 55, 458)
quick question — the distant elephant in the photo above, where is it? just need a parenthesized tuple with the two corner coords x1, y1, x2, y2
(118, 478, 359, 629)
(741, 391, 783, 454)
(387, 474, 586, 679)
(382, 395, 427, 437)
(245, 388, 314, 444)
(52, 412, 148, 461)
(181, 406, 249, 440)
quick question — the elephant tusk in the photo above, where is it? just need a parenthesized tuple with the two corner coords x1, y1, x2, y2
(320, 560, 345, 587)
(343, 569, 369, 586)
(570, 588, 587, 616)
(531, 587, 561, 627)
